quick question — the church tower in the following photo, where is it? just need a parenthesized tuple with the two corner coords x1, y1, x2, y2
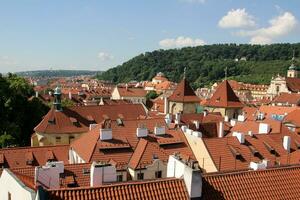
(287, 50, 298, 78)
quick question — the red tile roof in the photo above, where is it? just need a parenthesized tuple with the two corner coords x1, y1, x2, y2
(117, 87, 147, 97)
(205, 80, 243, 108)
(35, 104, 146, 134)
(168, 78, 200, 102)
(286, 77, 300, 93)
(202, 165, 300, 200)
(70, 118, 195, 170)
(284, 108, 300, 127)
(0, 145, 69, 169)
(46, 178, 189, 200)
(204, 124, 300, 172)
(272, 92, 300, 105)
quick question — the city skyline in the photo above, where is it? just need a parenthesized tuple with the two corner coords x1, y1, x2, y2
(0, 0, 299, 73)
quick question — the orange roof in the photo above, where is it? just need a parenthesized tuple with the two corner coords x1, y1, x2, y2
(70, 118, 195, 169)
(35, 104, 146, 134)
(155, 81, 175, 91)
(272, 92, 300, 105)
(203, 125, 300, 172)
(46, 178, 188, 200)
(168, 78, 200, 102)
(284, 108, 300, 127)
(0, 145, 69, 169)
(153, 75, 168, 82)
(286, 77, 300, 93)
(202, 165, 300, 200)
(259, 105, 297, 116)
(117, 87, 147, 97)
(205, 80, 243, 108)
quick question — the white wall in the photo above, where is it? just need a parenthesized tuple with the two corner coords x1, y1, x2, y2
(0, 169, 36, 200)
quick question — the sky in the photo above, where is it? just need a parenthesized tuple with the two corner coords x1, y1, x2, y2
(0, 0, 299, 73)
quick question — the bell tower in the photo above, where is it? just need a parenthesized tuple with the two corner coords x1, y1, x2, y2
(287, 50, 298, 78)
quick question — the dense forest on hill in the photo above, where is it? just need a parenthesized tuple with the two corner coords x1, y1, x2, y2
(97, 43, 300, 88)
(16, 70, 101, 77)
(0, 73, 49, 147)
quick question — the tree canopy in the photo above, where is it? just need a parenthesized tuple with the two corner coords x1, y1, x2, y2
(97, 43, 300, 88)
(0, 73, 49, 147)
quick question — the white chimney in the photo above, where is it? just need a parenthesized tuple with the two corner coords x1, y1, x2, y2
(164, 97, 169, 114)
(224, 115, 229, 122)
(175, 113, 181, 124)
(181, 125, 188, 133)
(237, 114, 245, 122)
(218, 121, 224, 138)
(259, 123, 270, 134)
(99, 97, 104, 105)
(100, 128, 113, 140)
(193, 120, 200, 129)
(167, 155, 202, 199)
(283, 136, 291, 152)
(35, 161, 64, 189)
(203, 110, 208, 117)
(230, 119, 237, 127)
(89, 123, 98, 131)
(165, 114, 172, 125)
(90, 162, 117, 187)
(248, 131, 253, 137)
(154, 126, 165, 136)
(35, 91, 39, 98)
(232, 132, 245, 144)
(68, 91, 72, 99)
(136, 127, 148, 137)
(249, 160, 268, 170)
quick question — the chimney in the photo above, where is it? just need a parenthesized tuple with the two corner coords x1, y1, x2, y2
(165, 114, 172, 125)
(136, 125, 148, 137)
(90, 162, 117, 187)
(68, 91, 72, 100)
(237, 114, 245, 122)
(53, 86, 62, 111)
(164, 97, 169, 114)
(249, 160, 268, 170)
(175, 113, 181, 124)
(181, 125, 188, 133)
(232, 132, 245, 144)
(283, 136, 291, 152)
(35, 161, 64, 189)
(154, 125, 165, 136)
(259, 123, 270, 134)
(35, 91, 39, 98)
(224, 115, 229, 122)
(193, 120, 200, 129)
(218, 121, 224, 138)
(230, 119, 237, 127)
(89, 123, 98, 131)
(99, 97, 104, 105)
(167, 155, 202, 199)
(203, 110, 208, 117)
(100, 120, 112, 140)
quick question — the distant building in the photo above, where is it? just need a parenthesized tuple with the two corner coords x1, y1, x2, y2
(111, 86, 147, 104)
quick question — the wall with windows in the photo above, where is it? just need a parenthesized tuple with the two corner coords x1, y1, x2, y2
(31, 132, 82, 147)
(128, 160, 167, 181)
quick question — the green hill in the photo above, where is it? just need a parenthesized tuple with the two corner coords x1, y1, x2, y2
(97, 43, 300, 88)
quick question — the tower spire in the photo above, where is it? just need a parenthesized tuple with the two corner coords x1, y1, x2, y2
(224, 66, 228, 80)
(183, 67, 187, 79)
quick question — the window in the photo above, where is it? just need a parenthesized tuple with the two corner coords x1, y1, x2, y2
(117, 174, 123, 182)
(137, 172, 144, 180)
(8, 192, 11, 200)
(56, 136, 61, 143)
(155, 171, 162, 178)
(276, 85, 280, 93)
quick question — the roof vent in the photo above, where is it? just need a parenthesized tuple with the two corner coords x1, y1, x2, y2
(232, 132, 245, 144)
(259, 123, 270, 134)
(154, 125, 166, 136)
(137, 124, 148, 138)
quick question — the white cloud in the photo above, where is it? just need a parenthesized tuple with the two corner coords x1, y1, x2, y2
(179, 0, 206, 4)
(159, 36, 206, 49)
(237, 12, 298, 44)
(97, 52, 113, 61)
(218, 8, 256, 28)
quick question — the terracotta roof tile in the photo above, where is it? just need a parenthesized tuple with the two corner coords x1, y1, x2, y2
(35, 104, 146, 134)
(272, 92, 300, 105)
(286, 77, 300, 92)
(205, 80, 243, 108)
(0, 145, 69, 169)
(117, 87, 147, 97)
(202, 165, 300, 200)
(168, 78, 200, 102)
(46, 178, 189, 200)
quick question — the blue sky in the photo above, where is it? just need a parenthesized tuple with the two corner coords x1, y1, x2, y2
(0, 0, 299, 73)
